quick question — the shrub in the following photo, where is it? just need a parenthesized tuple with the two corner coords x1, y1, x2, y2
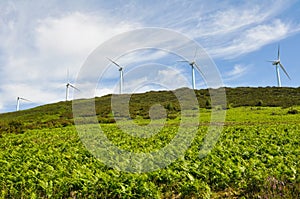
(287, 109, 298, 114)
(8, 120, 24, 134)
(165, 103, 174, 111)
(256, 100, 263, 106)
(167, 113, 178, 120)
(205, 100, 211, 109)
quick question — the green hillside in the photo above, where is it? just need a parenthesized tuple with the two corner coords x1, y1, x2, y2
(1, 87, 299, 135)
(0, 87, 299, 198)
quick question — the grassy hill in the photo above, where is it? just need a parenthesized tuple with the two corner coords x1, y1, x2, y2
(0, 87, 299, 198)
(1, 87, 299, 135)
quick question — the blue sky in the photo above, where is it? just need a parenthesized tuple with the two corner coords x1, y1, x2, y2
(0, 0, 300, 113)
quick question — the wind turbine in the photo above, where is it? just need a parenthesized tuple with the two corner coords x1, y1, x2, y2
(107, 57, 124, 94)
(16, 97, 31, 111)
(267, 45, 291, 87)
(177, 48, 204, 89)
(65, 69, 79, 101)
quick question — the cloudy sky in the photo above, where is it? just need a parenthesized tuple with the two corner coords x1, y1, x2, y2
(0, 0, 300, 113)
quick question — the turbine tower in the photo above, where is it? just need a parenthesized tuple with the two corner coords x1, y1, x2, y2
(268, 45, 291, 87)
(107, 57, 124, 94)
(16, 97, 30, 111)
(65, 69, 79, 101)
(177, 49, 204, 89)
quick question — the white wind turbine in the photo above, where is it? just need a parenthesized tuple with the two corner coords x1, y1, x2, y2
(16, 97, 31, 111)
(65, 69, 79, 101)
(107, 57, 124, 94)
(177, 49, 204, 89)
(267, 45, 291, 87)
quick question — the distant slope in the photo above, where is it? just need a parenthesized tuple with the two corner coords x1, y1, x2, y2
(0, 87, 299, 135)
(225, 87, 300, 107)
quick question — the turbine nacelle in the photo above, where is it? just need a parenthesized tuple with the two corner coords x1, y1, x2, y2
(189, 61, 196, 67)
(268, 59, 280, 66)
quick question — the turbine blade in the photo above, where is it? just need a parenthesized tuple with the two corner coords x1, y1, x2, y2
(279, 63, 291, 80)
(19, 97, 31, 102)
(193, 62, 206, 79)
(177, 60, 189, 62)
(277, 44, 280, 60)
(67, 68, 69, 83)
(193, 48, 198, 61)
(69, 84, 80, 91)
(267, 60, 276, 62)
(107, 57, 122, 69)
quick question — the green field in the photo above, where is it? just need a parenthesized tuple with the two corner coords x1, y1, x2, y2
(0, 88, 299, 198)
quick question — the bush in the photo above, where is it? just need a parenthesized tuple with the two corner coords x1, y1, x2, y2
(205, 100, 211, 109)
(8, 120, 24, 134)
(256, 100, 263, 106)
(98, 117, 116, 123)
(287, 109, 298, 114)
(167, 113, 178, 120)
(165, 103, 174, 111)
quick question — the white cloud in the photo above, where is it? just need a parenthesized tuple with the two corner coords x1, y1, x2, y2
(117, 50, 170, 67)
(245, 20, 289, 43)
(190, 1, 288, 37)
(35, 12, 137, 58)
(0, 10, 139, 112)
(33, 12, 138, 80)
(2, 83, 62, 104)
(224, 64, 249, 81)
(157, 68, 189, 89)
(208, 20, 294, 58)
(95, 87, 113, 97)
(165, 1, 300, 59)
(226, 65, 247, 76)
